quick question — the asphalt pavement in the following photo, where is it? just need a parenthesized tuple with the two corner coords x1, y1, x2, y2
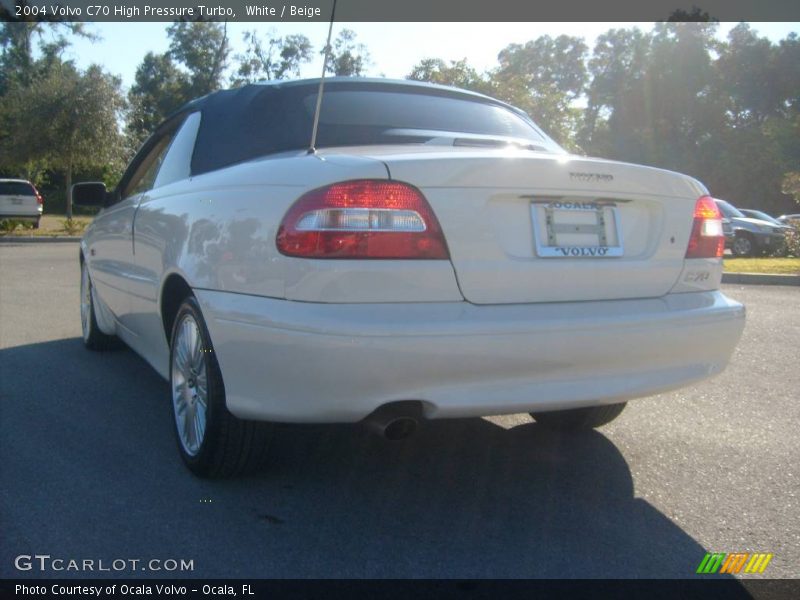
(1, 243, 798, 579)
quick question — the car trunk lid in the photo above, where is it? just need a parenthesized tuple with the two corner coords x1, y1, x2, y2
(328, 147, 707, 304)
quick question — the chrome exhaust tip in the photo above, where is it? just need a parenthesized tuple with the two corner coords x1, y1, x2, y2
(382, 417, 417, 441)
(365, 402, 421, 440)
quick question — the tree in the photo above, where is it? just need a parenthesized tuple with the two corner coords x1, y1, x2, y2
(782, 172, 800, 206)
(322, 29, 370, 76)
(126, 22, 232, 152)
(167, 21, 230, 98)
(0, 64, 125, 217)
(490, 35, 588, 149)
(692, 25, 798, 213)
(666, 7, 715, 22)
(580, 28, 652, 154)
(640, 22, 722, 171)
(0, 21, 94, 94)
(126, 52, 190, 149)
(775, 33, 800, 115)
(715, 24, 782, 127)
(407, 58, 491, 94)
(230, 30, 312, 86)
(580, 23, 723, 174)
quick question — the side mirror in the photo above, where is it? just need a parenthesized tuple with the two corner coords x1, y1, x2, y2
(72, 182, 108, 207)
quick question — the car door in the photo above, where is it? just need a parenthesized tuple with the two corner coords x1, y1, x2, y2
(127, 112, 201, 373)
(85, 132, 177, 333)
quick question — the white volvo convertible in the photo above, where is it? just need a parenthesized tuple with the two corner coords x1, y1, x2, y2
(74, 78, 745, 477)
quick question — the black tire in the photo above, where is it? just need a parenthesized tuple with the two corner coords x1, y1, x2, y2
(33, 217, 41, 229)
(169, 296, 273, 478)
(80, 260, 119, 351)
(731, 233, 754, 257)
(531, 403, 626, 431)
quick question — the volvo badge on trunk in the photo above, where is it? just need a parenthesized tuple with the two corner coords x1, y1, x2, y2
(569, 172, 614, 183)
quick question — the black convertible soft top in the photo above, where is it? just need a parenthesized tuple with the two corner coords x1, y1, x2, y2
(156, 78, 553, 177)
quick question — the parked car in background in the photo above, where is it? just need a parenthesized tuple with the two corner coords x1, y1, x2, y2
(0, 179, 43, 228)
(73, 78, 745, 477)
(714, 198, 788, 257)
(720, 214, 734, 247)
(777, 214, 800, 226)
(739, 209, 783, 225)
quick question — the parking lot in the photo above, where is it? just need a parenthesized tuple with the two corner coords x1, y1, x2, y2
(1, 242, 798, 579)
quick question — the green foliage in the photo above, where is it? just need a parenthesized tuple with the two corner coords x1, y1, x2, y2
(490, 35, 588, 150)
(0, 219, 23, 232)
(166, 21, 230, 98)
(407, 36, 589, 150)
(60, 218, 87, 235)
(126, 52, 190, 149)
(718, 24, 782, 125)
(591, 22, 721, 173)
(784, 224, 800, 258)
(0, 63, 125, 216)
(126, 22, 232, 153)
(0, 23, 125, 218)
(407, 58, 491, 94)
(580, 28, 652, 153)
(15, 64, 124, 170)
(231, 30, 312, 86)
(495, 35, 588, 101)
(782, 173, 800, 206)
(0, 22, 95, 93)
(322, 29, 370, 77)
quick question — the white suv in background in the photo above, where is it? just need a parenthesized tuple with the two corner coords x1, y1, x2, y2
(0, 179, 44, 228)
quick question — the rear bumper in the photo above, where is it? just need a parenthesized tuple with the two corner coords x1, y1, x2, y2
(0, 210, 41, 220)
(196, 290, 745, 423)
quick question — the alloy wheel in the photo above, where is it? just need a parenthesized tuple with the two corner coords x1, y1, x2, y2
(171, 314, 209, 456)
(732, 236, 752, 256)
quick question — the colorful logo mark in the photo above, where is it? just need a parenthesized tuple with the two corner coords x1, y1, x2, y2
(696, 552, 773, 574)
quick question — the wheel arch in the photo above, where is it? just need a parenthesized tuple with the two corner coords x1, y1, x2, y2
(160, 272, 195, 343)
(79, 248, 117, 337)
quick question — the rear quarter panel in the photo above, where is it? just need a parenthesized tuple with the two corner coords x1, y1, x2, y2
(131, 152, 463, 376)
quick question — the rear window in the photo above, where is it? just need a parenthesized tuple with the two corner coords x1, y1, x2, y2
(0, 181, 35, 196)
(191, 84, 552, 175)
(305, 90, 544, 142)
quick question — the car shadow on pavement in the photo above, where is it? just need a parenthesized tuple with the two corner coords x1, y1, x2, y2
(0, 338, 741, 582)
(254, 419, 721, 578)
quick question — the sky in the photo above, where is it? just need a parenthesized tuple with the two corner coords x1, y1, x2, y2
(58, 22, 800, 91)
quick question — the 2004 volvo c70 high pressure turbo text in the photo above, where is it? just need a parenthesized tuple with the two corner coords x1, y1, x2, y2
(73, 78, 745, 477)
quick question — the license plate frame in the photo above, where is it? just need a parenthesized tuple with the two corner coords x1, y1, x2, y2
(530, 200, 624, 258)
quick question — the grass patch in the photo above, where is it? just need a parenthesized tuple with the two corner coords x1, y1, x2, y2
(0, 215, 92, 237)
(724, 257, 800, 275)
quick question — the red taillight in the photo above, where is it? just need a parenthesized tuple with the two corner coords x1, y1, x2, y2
(36, 194, 43, 206)
(276, 180, 449, 259)
(685, 195, 724, 259)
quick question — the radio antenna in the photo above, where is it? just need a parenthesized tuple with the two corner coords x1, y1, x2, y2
(308, 0, 338, 154)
